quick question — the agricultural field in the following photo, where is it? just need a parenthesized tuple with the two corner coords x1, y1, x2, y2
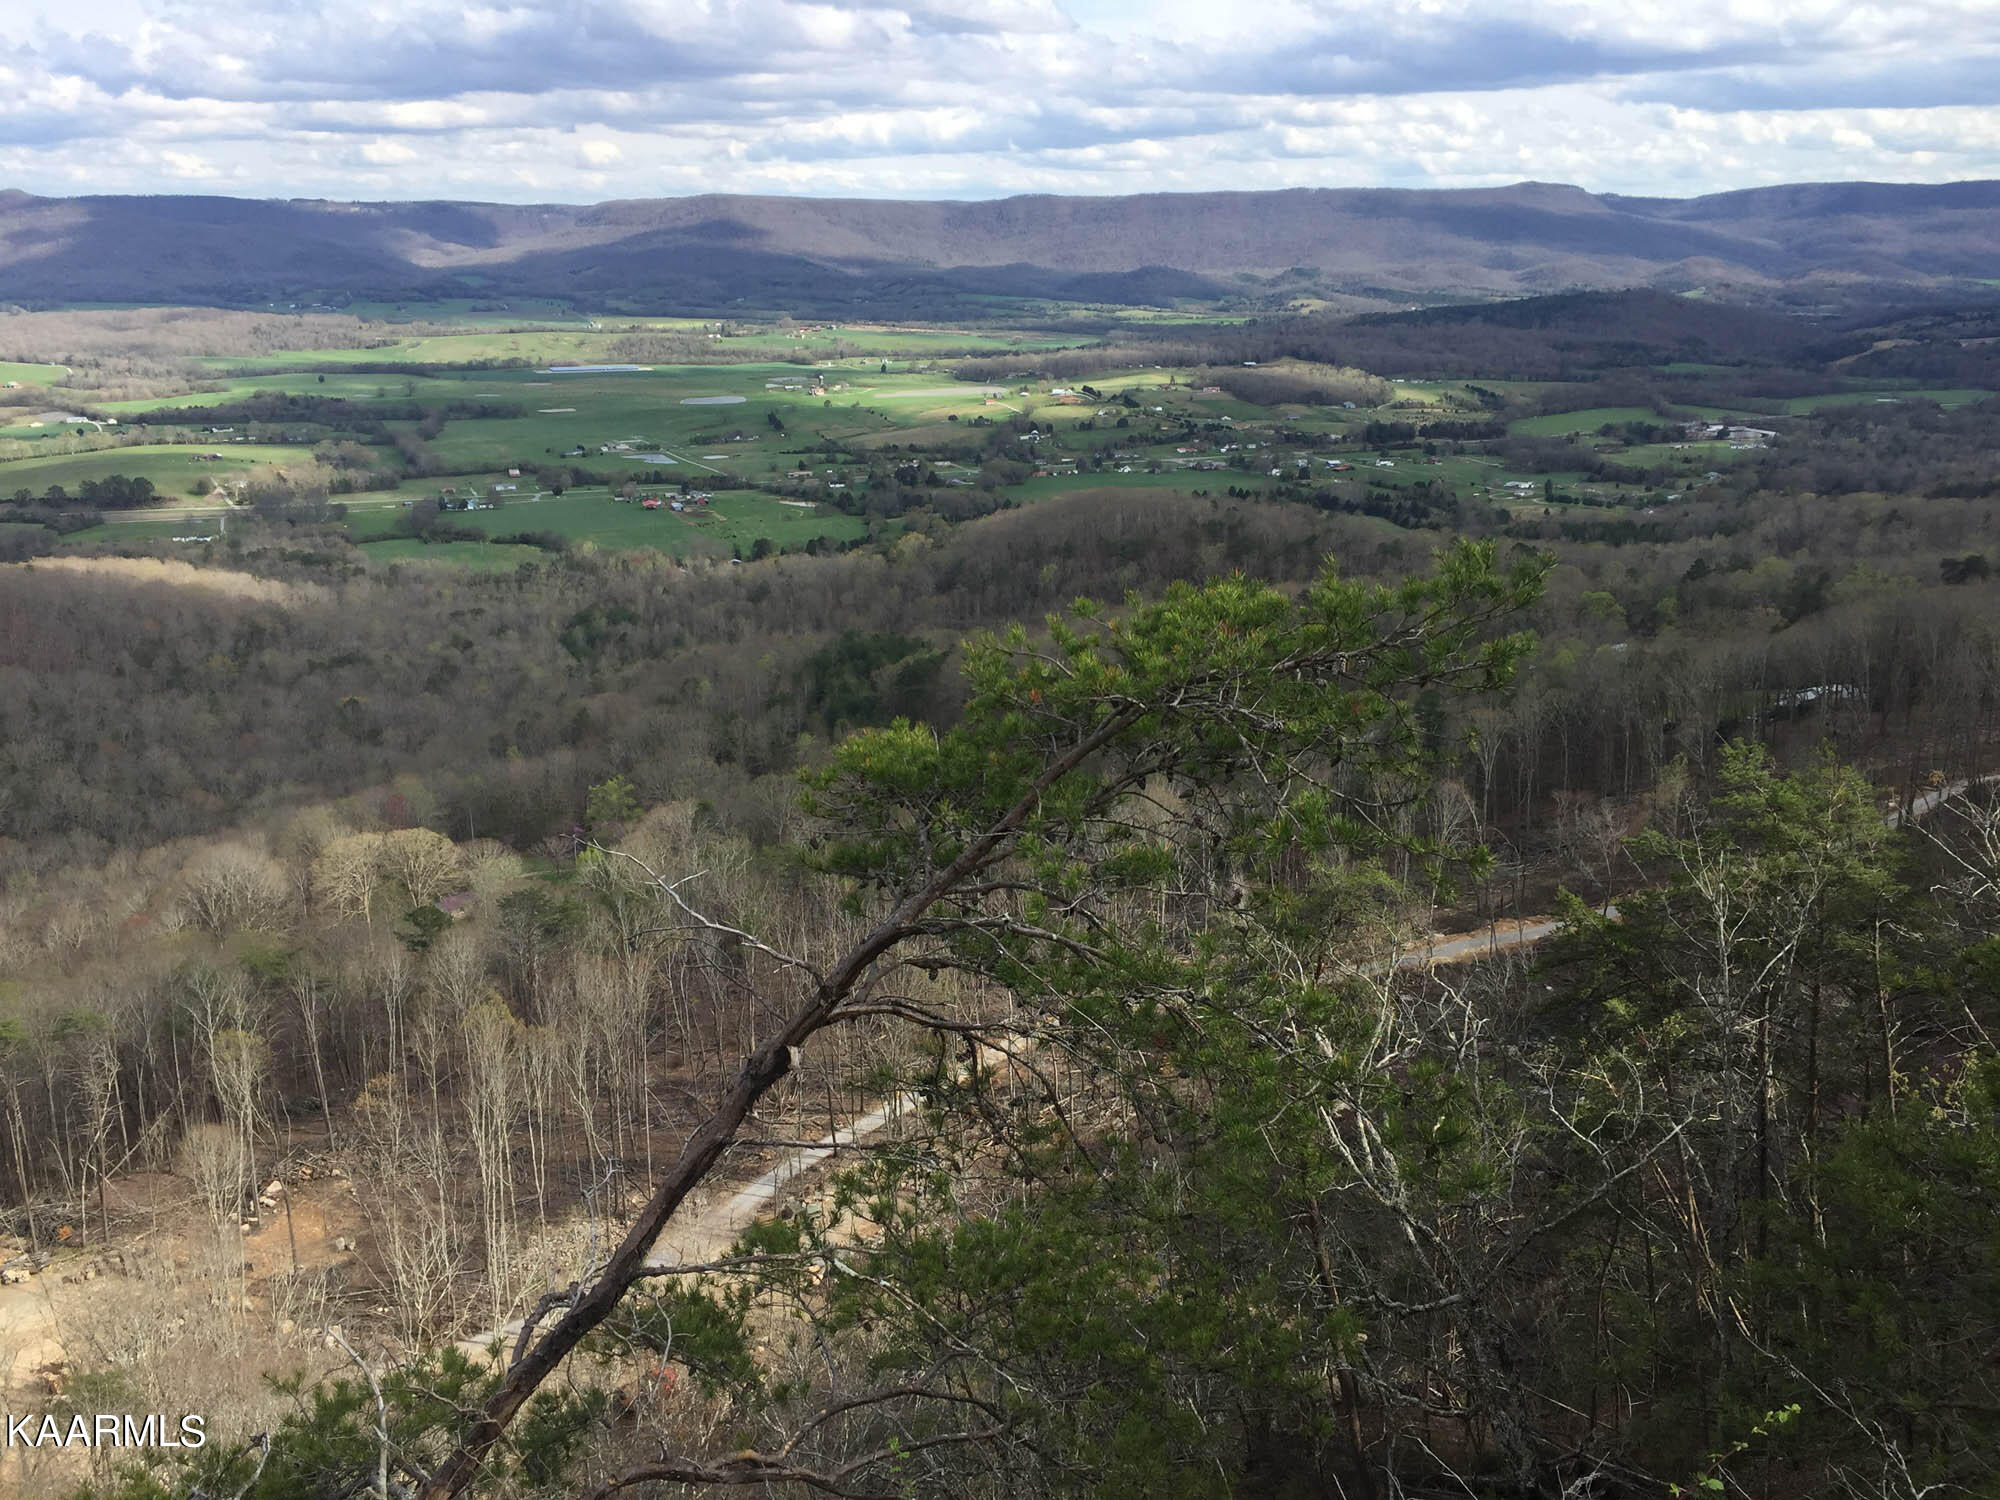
(15, 304, 1966, 571)
(1511, 386, 1995, 437)
(1509, 406, 1676, 436)
(346, 487, 866, 558)
(0, 442, 310, 499)
(1774, 386, 1993, 413)
(185, 317, 1094, 375)
(0, 361, 68, 386)
(351, 537, 552, 570)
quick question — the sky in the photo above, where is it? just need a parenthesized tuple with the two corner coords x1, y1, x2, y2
(4, 0, 1998, 203)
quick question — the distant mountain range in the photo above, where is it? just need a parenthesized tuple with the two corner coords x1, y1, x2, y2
(3, 180, 1998, 315)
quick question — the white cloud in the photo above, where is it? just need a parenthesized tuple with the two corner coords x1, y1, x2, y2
(0, 0, 1992, 201)
(159, 149, 220, 179)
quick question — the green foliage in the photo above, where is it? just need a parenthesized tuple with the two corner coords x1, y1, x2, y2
(803, 539, 1544, 906)
(1744, 1075, 2000, 1489)
(774, 541, 1549, 1494)
(395, 903, 453, 952)
(497, 887, 586, 949)
(604, 1282, 763, 1398)
(1669, 1403, 1802, 1496)
(585, 773, 640, 830)
(794, 629, 948, 736)
(76, 1348, 597, 1499)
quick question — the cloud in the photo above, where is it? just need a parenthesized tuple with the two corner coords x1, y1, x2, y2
(159, 149, 221, 179)
(0, 0, 1994, 201)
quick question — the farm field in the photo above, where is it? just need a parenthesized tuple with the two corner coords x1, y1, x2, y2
(0, 442, 311, 499)
(0, 417, 106, 441)
(1507, 387, 1995, 439)
(188, 320, 1095, 375)
(1509, 406, 1674, 436)
(347, 487, 867, 557)
(9, 303, 1935, 573)
(0, 361, 68, 386)
(355, 537, 552, 569)
(1776, 386, 1992, 412)
(61, 483, 867, 559)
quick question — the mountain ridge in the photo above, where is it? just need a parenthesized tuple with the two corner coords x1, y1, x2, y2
(3, 179, 1997, 313)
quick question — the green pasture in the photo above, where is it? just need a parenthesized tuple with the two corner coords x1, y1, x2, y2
(0, 420, 102, 442)
(193, 320, 1093, 376)
(56, 483, 866, 561)
(1388, 383, 1449, 405)
(1616, 441, 1750, 466)
(58, 514, 226, 544)
(0, 443, 310, 499)
(1509, 407, 1667, 437)
(0, 362, 68, 387)
(196, 330, 614, 371)
(1180, 392, 1286, 423)
(695, 324, 1089, 356)
(357, 538, 551, 570)
(393, 366, 1034, 472)
(348, 486, 865, 558)
(1777, 387, 1992, 414)
(98, 371, 483, 414)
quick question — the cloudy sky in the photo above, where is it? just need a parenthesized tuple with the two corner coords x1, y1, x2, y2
(5, 0, 1998, 203)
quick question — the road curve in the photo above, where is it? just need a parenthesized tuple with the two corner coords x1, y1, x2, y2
(459, 770, 2000, 1359)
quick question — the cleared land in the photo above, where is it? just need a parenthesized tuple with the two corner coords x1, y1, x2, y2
(10, 306, 1978, 568)
(0, 443, 310, 498)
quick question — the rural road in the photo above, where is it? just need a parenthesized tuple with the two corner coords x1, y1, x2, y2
(454, 1091, 919, 1362)
(457, 770, 2000, 1363)
(1398, 915, 1586, 966)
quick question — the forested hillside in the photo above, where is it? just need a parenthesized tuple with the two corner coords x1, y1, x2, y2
(0, 288, 1998, 1500)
